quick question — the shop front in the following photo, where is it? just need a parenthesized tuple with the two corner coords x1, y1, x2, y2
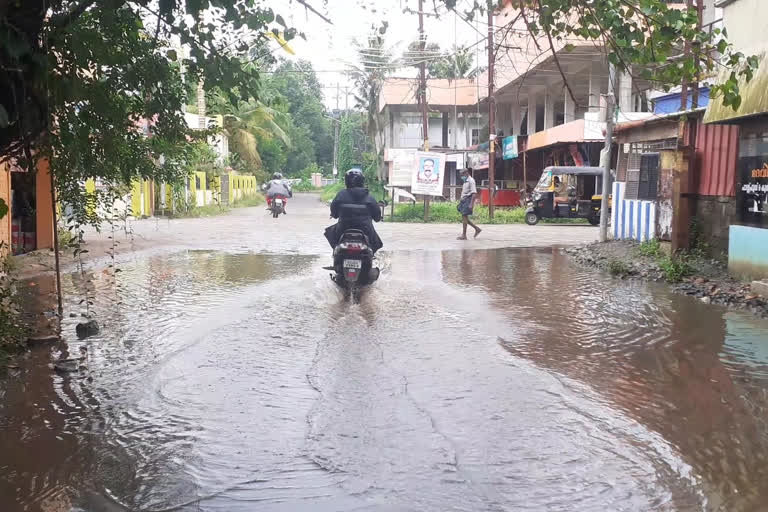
(729, 116, 768, 278)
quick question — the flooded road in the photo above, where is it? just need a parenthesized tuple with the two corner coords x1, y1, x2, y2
(2, 202, 768, 511)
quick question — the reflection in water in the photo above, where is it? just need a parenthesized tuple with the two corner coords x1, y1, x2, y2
(441, 248, 768, 511)
(1, 248, 768, 511)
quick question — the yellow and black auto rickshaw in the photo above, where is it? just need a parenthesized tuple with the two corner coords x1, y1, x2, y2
(525, 166, 610, 225)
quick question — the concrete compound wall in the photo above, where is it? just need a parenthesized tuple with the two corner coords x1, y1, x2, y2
(692, 195, 738, 256)
(612, 181, 658, 242)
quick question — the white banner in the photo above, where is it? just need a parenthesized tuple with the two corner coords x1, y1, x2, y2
(411, 151, 446, 196)
(387, 148, 417, 187)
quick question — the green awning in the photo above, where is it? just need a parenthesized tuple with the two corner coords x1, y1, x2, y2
(704, 48, 768, 123)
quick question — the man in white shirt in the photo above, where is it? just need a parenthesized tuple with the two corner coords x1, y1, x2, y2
(457, 168, 481, 239)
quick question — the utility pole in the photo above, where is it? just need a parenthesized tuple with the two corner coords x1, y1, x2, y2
(599, 63, 616, 243)
(487, 4, 496, 218)
(418, 0, 430, 221)
(691, 0, 703, 109)
(333, 82, 340, 177)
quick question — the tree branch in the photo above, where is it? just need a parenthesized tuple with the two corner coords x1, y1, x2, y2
(534, 0, 577, 105)
(49, 0, 100, 29)
(295, 0, 332, 25)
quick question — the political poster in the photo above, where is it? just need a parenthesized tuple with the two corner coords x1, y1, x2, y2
(411, 151, 446, 196)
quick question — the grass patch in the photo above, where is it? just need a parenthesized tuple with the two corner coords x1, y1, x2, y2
(658, 255, 694, 283)
(637, 238, 662, 258)
(607, 259, 631, 277)
(386, 201, 588, 225)
(232, 194, 266, 208)
(320, 182, 344, 202)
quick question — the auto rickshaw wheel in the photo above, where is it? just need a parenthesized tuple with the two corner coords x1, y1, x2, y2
(525, 212, 539, 225)
(588, 214, 600, 226)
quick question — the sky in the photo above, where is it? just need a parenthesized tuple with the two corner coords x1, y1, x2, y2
(267, 0, 485, 109)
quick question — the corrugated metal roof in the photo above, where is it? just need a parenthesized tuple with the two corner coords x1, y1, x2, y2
(695, 123, 740, 196)
(704, 48, 768, 123)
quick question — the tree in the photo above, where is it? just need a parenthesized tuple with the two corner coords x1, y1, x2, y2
(348, 33, 396, 164)
(269, 60, 334, 171)
(337, 115, 368, 173)
(0, 0, 325, 224)
(440, 0, 756, 110)
(223, 100, 290, 181)
(429, 46, 476, 79)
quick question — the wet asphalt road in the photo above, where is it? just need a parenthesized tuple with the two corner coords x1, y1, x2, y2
(2, 194, 768, 511)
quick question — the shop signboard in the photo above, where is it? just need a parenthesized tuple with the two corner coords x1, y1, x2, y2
(738, 134, 768, 227)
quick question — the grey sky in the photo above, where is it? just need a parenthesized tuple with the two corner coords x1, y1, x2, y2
(269, 0, 483, 108)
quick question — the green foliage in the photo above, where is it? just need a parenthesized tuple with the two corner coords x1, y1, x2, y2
(210, 59, 334, 179)
(1, 1, 307, 227)
(607, 259, 631, 277)
(658, 255, 694, 283)
(321, 182, 345, 202)
(389, 201, 588, 224)
(338, 116, 368, 174)
(441, 0, 755, 111)
(429, 45, 477, 79)
(638, 238, 662, 258)
(0, 199, 7, 219)
(292, 179, 318, 192)
(0, 244, 26, 357)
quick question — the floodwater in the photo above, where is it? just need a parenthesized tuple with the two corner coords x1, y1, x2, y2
(2, 248, 768, 511)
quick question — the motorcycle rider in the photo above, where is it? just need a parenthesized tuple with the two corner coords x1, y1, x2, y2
(265, 172, 292, 214)
(324, 169, 383, 253)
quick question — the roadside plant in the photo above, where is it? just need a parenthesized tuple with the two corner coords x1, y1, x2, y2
(659, 255, 694, 283)
(638, 239, 662, 258)
(607, 259, 631, 278)
(0, 243, 26, 357)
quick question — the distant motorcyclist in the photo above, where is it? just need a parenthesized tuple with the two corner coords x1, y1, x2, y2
(265, 172, 292, 214)
(324, 169, 383, 253)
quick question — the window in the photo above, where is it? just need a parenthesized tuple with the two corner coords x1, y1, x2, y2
(626, 152, 659, 200)
(471, 128, 480, 146)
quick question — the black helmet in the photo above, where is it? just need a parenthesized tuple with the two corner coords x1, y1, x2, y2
(345, 168, 365, 188)
(272, 172, 283, 180)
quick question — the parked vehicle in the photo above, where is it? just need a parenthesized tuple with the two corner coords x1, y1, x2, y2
(268, 195, 287, 218)
(525, 166, 610, 226)
(329, 227, 380, 302)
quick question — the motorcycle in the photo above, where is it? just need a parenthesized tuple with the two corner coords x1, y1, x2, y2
(329, 228, 380, 301)
(267, 195, 287, 218)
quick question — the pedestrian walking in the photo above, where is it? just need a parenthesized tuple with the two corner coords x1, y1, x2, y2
(457, 168, 481, 240)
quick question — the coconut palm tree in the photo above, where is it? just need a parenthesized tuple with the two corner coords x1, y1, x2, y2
(347, 34, 397, 158)
(222, 100, 290, 175)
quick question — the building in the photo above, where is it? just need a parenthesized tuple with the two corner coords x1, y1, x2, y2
(0, 159, 55, 256)
(702, 0, 768, 278)
(484, 1, 661, 210)
(380, 78, 486, 200)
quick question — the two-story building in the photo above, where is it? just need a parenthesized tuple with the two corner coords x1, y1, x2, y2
(485, 1, 660, 210)
(380, 78, 486, 200)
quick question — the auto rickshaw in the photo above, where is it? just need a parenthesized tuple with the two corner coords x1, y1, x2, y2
(525, 166, 610, 225)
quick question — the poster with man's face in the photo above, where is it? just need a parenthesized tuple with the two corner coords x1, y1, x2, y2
(412, 151, 446, 196)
